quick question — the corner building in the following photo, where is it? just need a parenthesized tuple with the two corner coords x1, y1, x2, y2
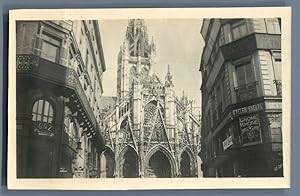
(199, 19, 282, 177)
(99, 19, 202, 178)
(16, 20, 106, 178)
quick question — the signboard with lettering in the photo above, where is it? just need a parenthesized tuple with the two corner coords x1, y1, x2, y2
(33, 121, 54, 137)
(232, 103, 264, 117)
(239, 115, 262, 146)
(223, 136, 233, 150)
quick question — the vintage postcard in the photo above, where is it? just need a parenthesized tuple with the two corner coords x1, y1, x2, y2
(8, 7, 291, 189)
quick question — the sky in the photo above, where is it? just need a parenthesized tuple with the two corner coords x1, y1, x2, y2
(99, 19, 204, 109)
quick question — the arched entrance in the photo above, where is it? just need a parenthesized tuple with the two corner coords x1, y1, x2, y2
(100, 148, 115, 178)
(145, 150, 172, 178)
(120, 146, 139, 178)
(180, 151, 192, 177)
(27, 99, 56, 178)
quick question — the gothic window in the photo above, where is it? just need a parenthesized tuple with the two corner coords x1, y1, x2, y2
(32, 99, 54, 123)
(144, 101, 157, 126)
(143, 101, 168, 142)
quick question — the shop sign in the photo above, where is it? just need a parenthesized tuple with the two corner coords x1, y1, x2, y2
(265, 101, 282, 110)
(239, 115, 262, 145)
(222, 136, 233, 150)
(33, 121, 54, 137)
(232, 103, 264, 117)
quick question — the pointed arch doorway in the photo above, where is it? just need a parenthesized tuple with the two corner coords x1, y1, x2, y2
(145, 151, 172, 178)
(120, 146, 139, 178)
(179, 149, 195, 177)
(180, 151, 192, 177)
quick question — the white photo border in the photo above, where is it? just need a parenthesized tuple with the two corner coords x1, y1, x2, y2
(8, 7, 291, 190)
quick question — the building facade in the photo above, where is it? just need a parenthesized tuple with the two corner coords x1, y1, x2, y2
(199, 18, 282, 177)
(16, 20, 106, 178)
(99, 19, 202, 178)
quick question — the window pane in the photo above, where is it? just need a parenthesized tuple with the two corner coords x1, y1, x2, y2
(48, 117, 53, 123)
(44, 101, 50, 116)
(32, 113, 37, 121)
(37, 114, 42, 121)
(42, 116, 48, 123)
(37, 100, 44, 115)
(245, 64, 255, 83)
(49, 106, 53, 117)
(33, 101, 39, 114)
(41, 41, 59, 63)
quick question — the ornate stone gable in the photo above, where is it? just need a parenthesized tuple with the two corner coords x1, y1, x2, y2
(119, 116, 137, 149)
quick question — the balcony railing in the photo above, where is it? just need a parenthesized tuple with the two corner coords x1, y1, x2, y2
(234, 81, 258, 102)
(17, 54, 105, 150)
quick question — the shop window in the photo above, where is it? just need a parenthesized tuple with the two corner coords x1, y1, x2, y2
(32, 99, 54, 123)
(231, 20, 248, 41)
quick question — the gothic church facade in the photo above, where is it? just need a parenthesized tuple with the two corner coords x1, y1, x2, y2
(99, 19, 201, 178)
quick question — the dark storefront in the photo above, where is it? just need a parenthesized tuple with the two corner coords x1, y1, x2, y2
(203, 100, 283, 177)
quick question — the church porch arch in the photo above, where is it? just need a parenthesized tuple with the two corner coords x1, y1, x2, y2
(118, 145, 139, 178)
(179, 147, 196, 177)
(145, 145, 176, 178)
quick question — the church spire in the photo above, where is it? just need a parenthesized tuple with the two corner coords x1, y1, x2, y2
(165, 64, 174, 88)
(125, 19, 155, 58)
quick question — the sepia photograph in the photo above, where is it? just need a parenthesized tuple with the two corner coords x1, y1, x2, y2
(8, 8, 291, 189)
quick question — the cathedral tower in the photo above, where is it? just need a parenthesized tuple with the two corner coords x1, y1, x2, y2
(117, 19, 156, 100)
(101, 19, 201, 178)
